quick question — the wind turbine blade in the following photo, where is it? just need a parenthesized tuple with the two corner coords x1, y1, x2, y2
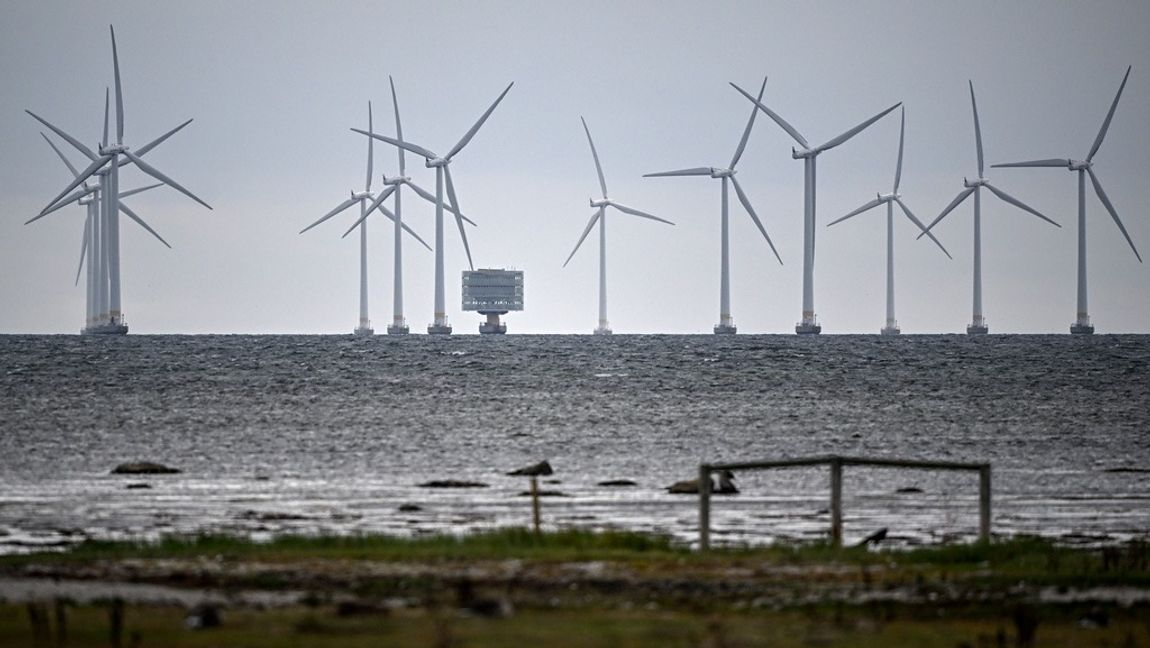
(1087, 65, 1132, 163)
(991, 159, 1072, 168)
(75, 213, 90, 286)
(917, 187, 975, 239)
(40, 132, 80, 178)
(119, 202, 172, 248)
(580, 116, 608, 199)
(28, 186, 94, 223)
(405, 179, 476, 226)
(365, 101, 373, 192)
(893, 107, 905, 192)
(390, 76, 405, 175)
(132, 119, 194, 158)
(608, 200, 673, 225)
(984, 182, 1059, 227)
(827, 197, 884, 227)
(25, 111, 97, 161)
(563, 211, 601, 267)
(118, 182, 163, 199)
(356, 185, 398, 229)
(730, 175, 782, 265)
(299, 196, 358, 234)
(122, 150, 212, 210)
(102, 88, 110, 148)
(643, 167, 712, 177)
(895, 197, 952, 259)
(342, 197, 433, 251)
(110, 25, 124, 144)
(1087, 167, 1142, 262)
(351, 129, 437, 160)
(38, 155, 113, 216)
(730, 82, 809, 148)
(443, 166, 475, 270)
(445, 82, 513, 161)
(969, 81, 984, 178)
(816, 102, 901, 153)
(730, 76, 767, 170)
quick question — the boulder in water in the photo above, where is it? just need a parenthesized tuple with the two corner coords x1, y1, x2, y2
(111, 462, 180, 475)
(507, 460, 553, 477)
(598, 479, 638, 487)
(418, 480, 489, 488)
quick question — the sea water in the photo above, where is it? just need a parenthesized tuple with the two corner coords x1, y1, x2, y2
(1, 334, 1147, 552)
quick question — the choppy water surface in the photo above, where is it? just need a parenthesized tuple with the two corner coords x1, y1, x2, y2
(1, 334, 1148, 553)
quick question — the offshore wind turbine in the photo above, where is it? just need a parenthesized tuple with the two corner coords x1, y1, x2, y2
(27, 26, 210, 334)
(353, 82, 513, 334)
(337, 78, 471, 334)
(826, 107, 952, 335)
(35, 127, 165, 331)
(919, 81, 1060, 335)
(645, 78, 782, 335)
(732, 82, 900, 334)
(992, 67, 1140, 335)
(566, 117, 673, 335)
(299, 100, 431, 335)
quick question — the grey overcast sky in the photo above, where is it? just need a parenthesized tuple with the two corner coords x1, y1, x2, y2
(1, 0, 1148, 334)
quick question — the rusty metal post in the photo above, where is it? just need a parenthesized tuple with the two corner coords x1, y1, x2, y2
(698, 463, 711, 551)
(979, 464, 992, 543)
(830, 457, 843, 548)
(530, 476, 541, 536)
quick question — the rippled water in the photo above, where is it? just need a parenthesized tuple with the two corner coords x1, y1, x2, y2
(1, 334, 1148, 552)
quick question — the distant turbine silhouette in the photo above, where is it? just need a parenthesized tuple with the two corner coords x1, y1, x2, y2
(827, 107, 951, 335)
(919, 81, 1060, 335)
(992, 66, 1140, 335)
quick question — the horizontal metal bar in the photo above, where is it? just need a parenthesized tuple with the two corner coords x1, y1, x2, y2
(707, 455, 988, 473)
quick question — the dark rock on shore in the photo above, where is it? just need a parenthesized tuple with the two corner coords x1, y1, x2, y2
(418, 480, 489, 488)
(896, 487, 924, 494)
(125, 483, 152, 490)
(598, 479, 638, 487)
(1103, 467, 1150, 473)
(398, 504, 422, 512)
(507, 460, 553, 477)
(516, 490, 569, 497)
(111, 462, 181, 475)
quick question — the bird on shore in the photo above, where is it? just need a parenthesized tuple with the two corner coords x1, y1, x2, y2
(666, 470, 738, 495)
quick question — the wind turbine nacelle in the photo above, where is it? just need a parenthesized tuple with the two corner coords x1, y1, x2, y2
(383, 174, 409, 186)
(426, 158, 448, 168)
(962, 178, 986, 189)
(589, 198, 609, 208)
(791, 147, 816, 160)
(99, 143, 128, 156)
(1068, 160, 1090, 171)
(878, 192, 897, 202)
(351, 190, 372, 201)
(711, 168, 733, 178)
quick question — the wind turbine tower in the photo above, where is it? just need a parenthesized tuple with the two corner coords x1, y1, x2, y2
(354, 83, 513, 335)
(993, 67, 1141, 335)
(919, 82, 1060, 334)
(645, 78, 782, 335)
(827, 107, 952, 335)
(566, 117, 673, 335)
(732, 83, 900, 334)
